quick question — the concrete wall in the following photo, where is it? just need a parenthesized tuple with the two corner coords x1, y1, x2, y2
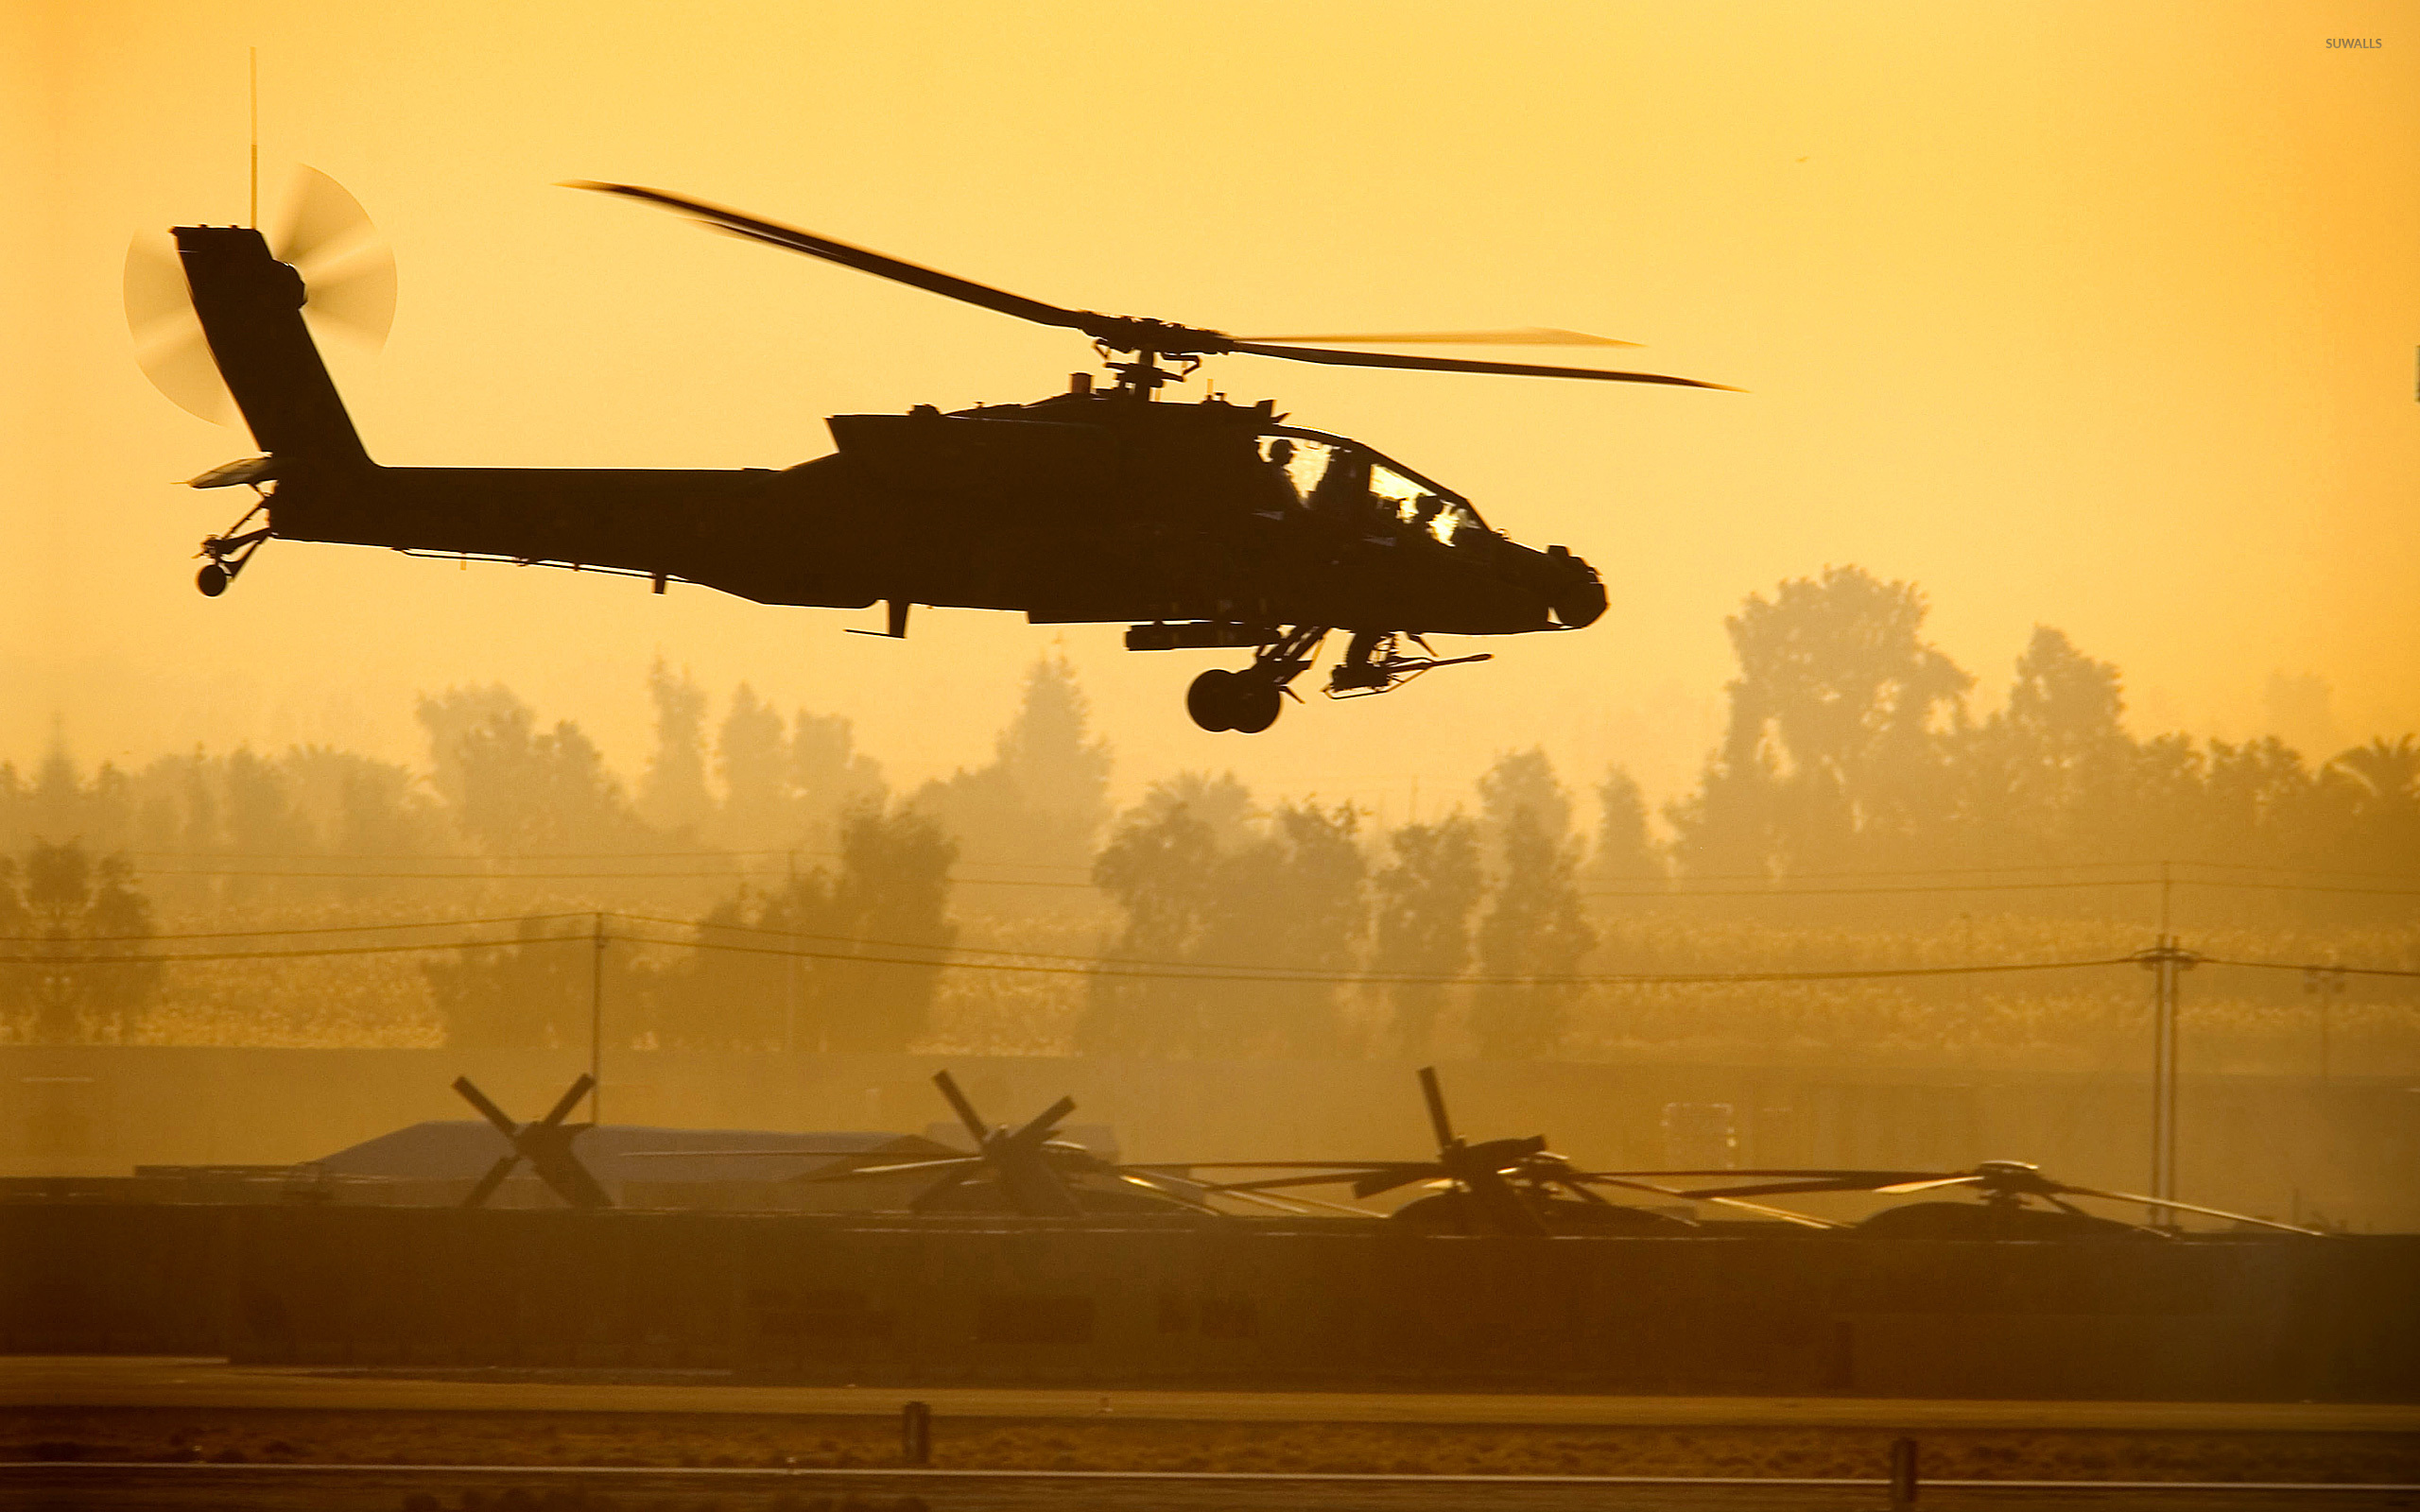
(5, 1045, 2414, 1228)
(9, 1202, 2414, 1401)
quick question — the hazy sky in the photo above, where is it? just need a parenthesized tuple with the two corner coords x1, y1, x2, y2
(8, 1, 2415, 820)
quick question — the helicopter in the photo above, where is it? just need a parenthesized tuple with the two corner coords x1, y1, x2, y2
(147, 174, 1729, 731)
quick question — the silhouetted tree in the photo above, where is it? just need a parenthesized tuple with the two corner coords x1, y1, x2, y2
(1080, 772, 1252, 1056)
(638, 659, 714, 838)
(423, 916, 637, 1051)
(1592, 767, 1661, 880)
(1471, 751, 1593, 1058)
(716, 683, 791, 848)
(819, 801, 959, 1052)
(0, 841, 161, 1043)
(1371, 815, 1484, 1057)
(1670, 567, 1972, 876)
(915, 654, 1112, 871)
(789, 710, 888, 847)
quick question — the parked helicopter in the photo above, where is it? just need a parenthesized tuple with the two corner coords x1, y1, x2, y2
(142, 172, 1728, 731)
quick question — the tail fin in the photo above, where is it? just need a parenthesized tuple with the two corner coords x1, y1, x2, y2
(174, 225, 372, 467)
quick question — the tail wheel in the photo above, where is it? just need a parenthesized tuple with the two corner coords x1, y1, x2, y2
(1186, 670, 1237, 731)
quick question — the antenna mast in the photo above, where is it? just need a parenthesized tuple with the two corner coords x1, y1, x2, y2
(248, 46, 258, 227)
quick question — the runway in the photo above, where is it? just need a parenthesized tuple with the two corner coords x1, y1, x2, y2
(7, 1463, 2419, 1512)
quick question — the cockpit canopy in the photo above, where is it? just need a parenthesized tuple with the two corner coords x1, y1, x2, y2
(1254, 431, 1486, 546)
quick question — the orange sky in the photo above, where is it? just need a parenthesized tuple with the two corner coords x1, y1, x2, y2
(7, 0, 2416, 820)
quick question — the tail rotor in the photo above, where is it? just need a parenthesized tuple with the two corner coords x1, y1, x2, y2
(125, 166, 395, 425)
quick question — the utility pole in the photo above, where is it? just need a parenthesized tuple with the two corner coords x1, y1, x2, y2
(784, 850, 800, 1056)
(590, 911, 606, 1125)
(2133, 934, 2201, 1225)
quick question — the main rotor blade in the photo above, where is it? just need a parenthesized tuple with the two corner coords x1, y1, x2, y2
(539, 1074, 597, 1129)
(2054, 1183, 2326, 1235)
(567, 182, 1092, 332)
(1231, 340, 1735, 387)
(451, 1076, 522, 1140)
(1235, 327, 1638, 348)
(931, 1070, 991, 1146)
(1416, 1066, 1456, 1149)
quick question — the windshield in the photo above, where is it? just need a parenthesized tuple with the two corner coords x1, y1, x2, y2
(1259, 430, 1487, 544)
(1372, 462, 1478, 545)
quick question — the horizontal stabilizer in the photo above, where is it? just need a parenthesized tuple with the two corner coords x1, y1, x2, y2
(185, 455, 279, 490)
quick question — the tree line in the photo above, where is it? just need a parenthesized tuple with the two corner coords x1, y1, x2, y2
(4, 567, 2412, 1049)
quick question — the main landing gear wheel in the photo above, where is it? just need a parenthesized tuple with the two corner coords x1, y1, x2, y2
(1186, 670, 1285, 733)
(1187, 669, 1237, 731)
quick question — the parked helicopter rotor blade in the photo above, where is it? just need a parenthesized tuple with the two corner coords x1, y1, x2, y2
(1229, 340, 1736, 388)
(1009, 1094, 1079, 1147)
(1673, 1177, 1912, 1200)
(531, 1149, 614, 1211)
(451, 1076, 523, 1141)
(1571, 1173, 1844, 1229)
(538, 1074, 597, 1129)
(619, 1148, 916, 1160)
(1876, 1176, 1985, 1195)
(908, 1160, 980, 1212)
(1416, 1066, 1457, 1149)
(804, 1156, 979, 1182)
(2048, 1183, 2326, 1236)
(1235, 327, 1639, 348)
(930, 1070, 992, 1147)
(1354, 1163, 1448, 1200)
(461, 1154, 518, 1210)
(1206, 1168, 1405, 1194)
(567, 181, 1094, 333)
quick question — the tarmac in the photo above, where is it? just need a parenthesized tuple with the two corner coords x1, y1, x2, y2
(10, 1355, 2420, 1435)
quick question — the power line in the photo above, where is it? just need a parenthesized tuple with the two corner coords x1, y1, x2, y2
(107, 850, 2420, 885)
(1582, 877, 2420, 899)
(0, 927, 2144, 987)
(2200, 957, 2420, 980)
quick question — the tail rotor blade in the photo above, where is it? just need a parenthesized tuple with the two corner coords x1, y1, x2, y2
(133, 325, 234, 425)
(1417, 1066, 1456, 1149)
(277, 165, 376, 268)
(125, 232, 233, 424)
(302, 248, 397, 348)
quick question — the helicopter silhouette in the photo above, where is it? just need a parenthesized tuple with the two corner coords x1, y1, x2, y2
(153, 176, 1728, 731)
